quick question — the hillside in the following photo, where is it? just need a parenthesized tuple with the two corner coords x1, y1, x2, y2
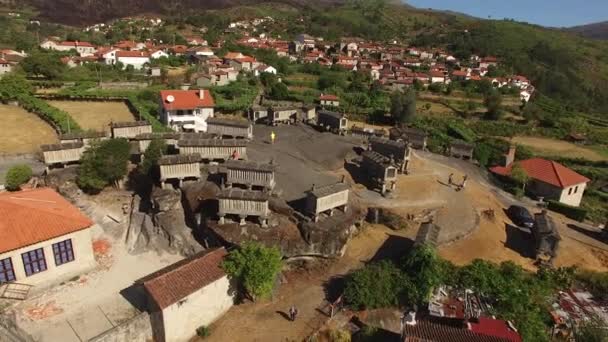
(568, 21, 608, 40)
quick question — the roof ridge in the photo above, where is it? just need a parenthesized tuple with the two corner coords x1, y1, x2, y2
(550, 160, 566, 188)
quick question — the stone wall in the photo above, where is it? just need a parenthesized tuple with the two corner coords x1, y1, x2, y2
(88, 312, 152, 342)
(0, 311, 35, 342)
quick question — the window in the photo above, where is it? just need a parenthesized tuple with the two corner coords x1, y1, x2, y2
(0, 258, 16, 283)
(568, 188, 573, 195)
(22, 248, 47, 276)
(574, 186, 579, 194)
(53, 239, 75, 266)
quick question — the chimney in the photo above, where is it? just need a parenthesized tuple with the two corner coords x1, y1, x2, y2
(504, 145, 516, 167)
(199, 89, 205, 100)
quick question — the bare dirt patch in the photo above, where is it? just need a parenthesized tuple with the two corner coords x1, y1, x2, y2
(511, 136, 606, 161)
(47, 100, 135, 132)
(0, 104, 58, 154)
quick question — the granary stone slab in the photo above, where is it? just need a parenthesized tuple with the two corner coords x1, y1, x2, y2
(40, 142, 84, 152)
(157, 154, 202, 165)
(218, 188, 269, 202)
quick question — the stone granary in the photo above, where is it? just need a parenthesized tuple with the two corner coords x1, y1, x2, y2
(268, 106, 299, 125)
(221, 159, 276, 191)
(178, 138, 247, 162)
(317, 110, 349, 135)
(59, 131, 108, 147)
(301, 105, 316, 123)
(350, 126, 387, 140)
(249, 105, 269, 123)
(217, 188, 270, 227)
(415, 220, 441, 247)
(369, 136, 412, 173)
(361, 150, 398, 196)
(158, 154, 202, 189)
(532, 210, 561, 264)
(390, 127, 428, 150)
(450, 140, 475, 160)
(206, 117, 253, 139)
(40, 142, 84, 171)
(306, 179, 350, 222)
(110, 120, 153, 139)
(134, 132, 215, 154)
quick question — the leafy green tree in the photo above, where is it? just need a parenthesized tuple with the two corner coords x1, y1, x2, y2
(5, 164, 33, 191)
(510, 162, 530, 192)
(484, 90, 503, 120)
(260, 72, 278, 88)
(401, 244, 443, 303)
(390, 88, 416, 125)
(20, 52, 66, 79)
(77, 139, 130, 193)
(141, 138, 167, 177)
(269, 82, 290, 100)
(344, 260, 414, 310)
(0, 73, 33, 100)
(222, 242, 282, 302)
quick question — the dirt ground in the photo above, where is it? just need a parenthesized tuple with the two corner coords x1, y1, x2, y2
(511, 136, 607, 161)
(47, 100, 135, 132)
(0, 104, 58, 154)
(204, 224, 412, 342)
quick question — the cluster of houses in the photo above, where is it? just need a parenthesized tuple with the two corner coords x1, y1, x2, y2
(0, 49, 26, 76)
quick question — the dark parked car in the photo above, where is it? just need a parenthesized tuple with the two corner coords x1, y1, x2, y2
(507, 205, 535, 228)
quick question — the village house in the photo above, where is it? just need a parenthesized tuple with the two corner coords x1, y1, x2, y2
(185, 36, 208, 46)
(150, 49, 169, 59)
(186, 47, 214, 58)
(159, 89, 215, 133)
(228, 56, 257, 72)
(429, 70, 447, 84)
(0, 58, 12, 74)
(116, 51, 150, 69)
(254, 64, 277, 76)
(40, 40, 97, 55)
(141, 248, 233, 342)
(490, 149, 590, 207)
(479, 56, 499, 69)
(0, 188, 96, 293)
(319, 94, 340, 107)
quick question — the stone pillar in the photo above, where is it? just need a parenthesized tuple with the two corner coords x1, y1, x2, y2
(381, 183, 386, 195)
(160, 180, 166, 189)
(343, 205, 348, 213)
(329, 209, 334, 217)
(178, 178, 183, 188)
(391, 181, 396, 191)
(313, 214, 319, 223)
(260, 217, 268, 228)
(239, 215, 247, 226)
(218, 214, 225, 225)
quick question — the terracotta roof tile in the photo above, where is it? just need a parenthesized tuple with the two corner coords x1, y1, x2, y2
(490, 158, 590, 188)
(403, 318, 511, 342)
(159, 89, 215, 110)
(142, 248, 228, 309)
(470, 317, 522, 342)
(0, 188, 93, 253)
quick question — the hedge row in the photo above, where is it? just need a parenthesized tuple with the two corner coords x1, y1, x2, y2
(125, 94, 170, 132)
(547, 200, 587, 222)
(17, 94, 81, 133)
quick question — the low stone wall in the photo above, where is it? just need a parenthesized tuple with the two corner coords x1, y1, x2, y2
(0, 311, 35, 342)
(100, 82, 149, 90)
(88, 312, 152, 342)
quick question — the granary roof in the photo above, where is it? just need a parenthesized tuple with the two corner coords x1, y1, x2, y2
(450, 140, 474, 150)
(318, 110, 346, 119)
(309, 181, 349, 198)
(415, 221, 441, 247)
(490, 158, 590, 189)
(362, 150, 392, 165)
(222, 160, 275, 172)
(390, 127, 428, 140)
(157, 154, 201, 165)
(141, 248, 228, 309)
(218, 188, 269, 202)
(533, 212, 561, 238)
(60, 131, 108, 140)
(133, 132, 179, 141)
(207, 117, 251, 129)
(0, 188, 93, 254)
(178, 139, 247, 148)
(111, 120, 150, 128)
(370, 136, 407, 149)
(40, 142, 84, 152)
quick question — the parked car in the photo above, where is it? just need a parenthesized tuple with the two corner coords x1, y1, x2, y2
(507, 205, 535, 228)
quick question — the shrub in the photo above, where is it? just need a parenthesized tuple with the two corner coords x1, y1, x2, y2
(547, 200, 587, 222)
(344, 260, 412, 310)
(196, 325, 210, 338)
(77, 139, 131, 193)
(5, 164, 33, 191)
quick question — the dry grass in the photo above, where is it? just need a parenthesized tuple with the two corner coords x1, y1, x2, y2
(417, 101, 456, 116)
(48, 100, 135, 132)
(0, 104, 58, 154)
(511, 136, 607, 161)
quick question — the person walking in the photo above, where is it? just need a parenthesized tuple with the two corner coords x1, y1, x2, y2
(448, 173, 454, 185)
(461, 175, 468, 189)
(270, 131, 276, 144)
(288, 305, 296, 321)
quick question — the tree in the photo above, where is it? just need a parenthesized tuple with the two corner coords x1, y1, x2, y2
(222, 242, 282, 302)
(77, 139, 130, 193)
(141, 138, 167, 177)
(5, 164, 33, 191)
(484, 90, 503, 120)
(390, 88, 416, 125)
(0, 73, 32, 100)
(20, 52, 66, 79)
(510, 162, 530, 192)
(344, 260, 414, 310)
(401, 244, 443, 303)
(268, 82, 290, 100)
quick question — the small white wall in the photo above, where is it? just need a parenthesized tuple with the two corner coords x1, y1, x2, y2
(161, 276, 233, 342)
(117, 57, 150, 70)
(558, 182, 587, 207)
(0, 228, 95, 290)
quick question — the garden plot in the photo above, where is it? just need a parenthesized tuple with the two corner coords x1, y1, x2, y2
(48, 100, 136, 132)
(511, 136, 607, 161)
(0, 104, 58, 154)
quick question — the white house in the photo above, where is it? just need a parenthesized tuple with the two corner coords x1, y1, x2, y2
(0, 188, 96, 293)
(186, 47, 214, 58)
(429, 71, 447, 84)
(254, 64, 277, 76)
(520, 90, 532, 103)
(100, 49, 121, 65)
(150, 50, 169, 59)
(319, 94, 340, 107)
(142, 248, 233, 342)
(0, 58, 12, 75)
(116, 51, 150, 70)
(159, 89, 215, 132)
(40, 40, 97, 55)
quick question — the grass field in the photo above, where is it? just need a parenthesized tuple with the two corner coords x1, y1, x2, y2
(511, 136, 607, 161)
(417, 101, 456, 117)
(47, 100, 135, 132)
(0, 104, 58, 154)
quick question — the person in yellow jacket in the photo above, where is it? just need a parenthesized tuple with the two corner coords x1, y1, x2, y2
(271, 131, 276, 144)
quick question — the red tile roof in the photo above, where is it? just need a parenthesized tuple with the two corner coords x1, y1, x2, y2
(59, 41, 95, 47)
(142, 248, 228, 309)
(0, 188, 93, 254)
(452, 70, 468, 77)
(490, 158, 590, 188)
(159, 89, 215, 110)
(403, 318, 511, 342)
(470, 318, 522, 342)
(0, 58, 9, 65)
(116, 51, 149, 58)
(320, 94, 339, 101)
